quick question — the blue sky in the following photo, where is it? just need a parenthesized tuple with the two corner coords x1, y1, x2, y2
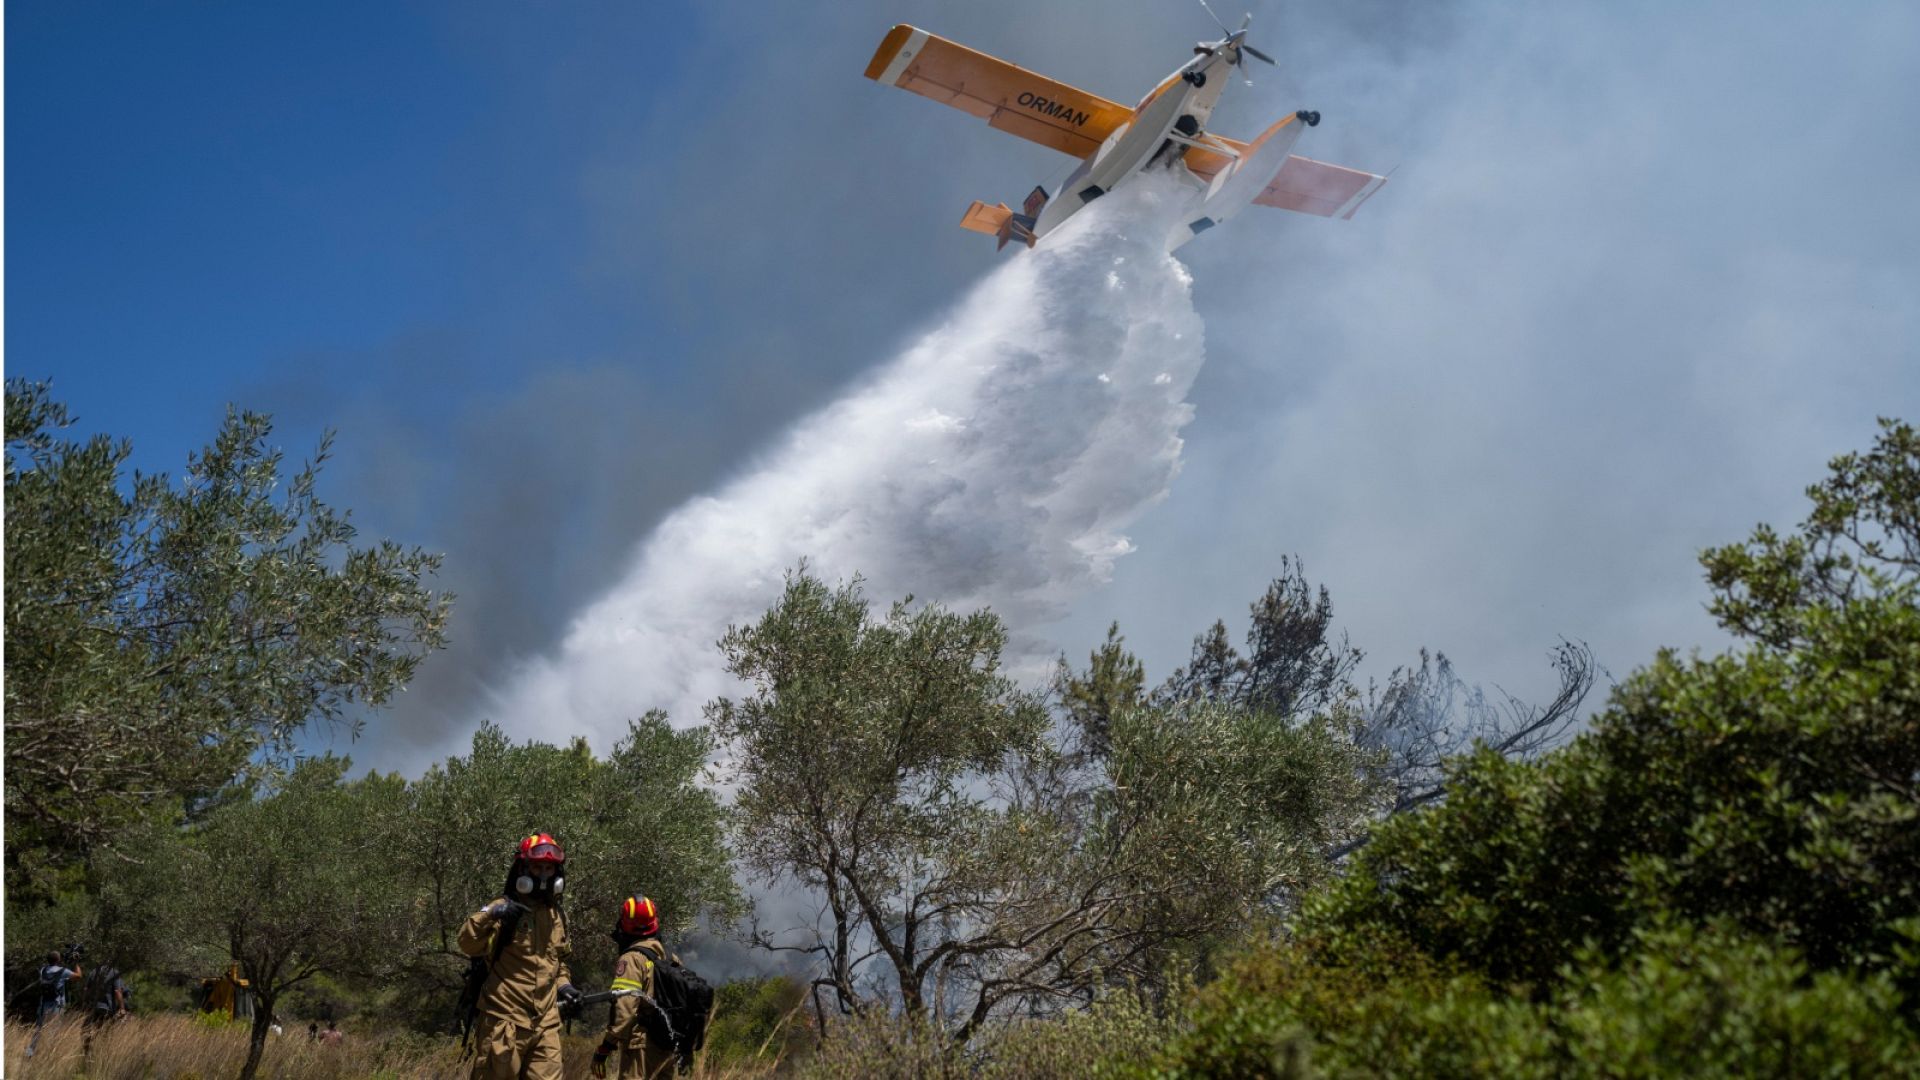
(9, 2, 693, 456)
(10, 1, 1919, 772)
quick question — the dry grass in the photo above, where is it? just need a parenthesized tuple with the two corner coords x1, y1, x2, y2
(2, 1015, 788, 1079)
(5, 1013, 465, 1079)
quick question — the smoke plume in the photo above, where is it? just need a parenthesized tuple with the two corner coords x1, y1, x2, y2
(484, 174, 1207, 744)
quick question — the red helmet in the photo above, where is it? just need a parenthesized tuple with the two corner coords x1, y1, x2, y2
(619, 895, 659, 937)
(517, 833, 565, 865)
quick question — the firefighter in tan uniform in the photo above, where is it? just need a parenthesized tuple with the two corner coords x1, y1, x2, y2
(592, 895, 675, 1079)
(460, 833, 582, 1080)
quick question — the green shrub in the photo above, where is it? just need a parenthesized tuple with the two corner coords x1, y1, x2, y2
(1548, 924, 1919, 1078)
(1150, 930, 1534, 1079)
(704, 975, 813, 1070)
(1148, 925, 1920, 1079)
(1303, 593, 1920, 991)
(975, 990, 1180, 1080)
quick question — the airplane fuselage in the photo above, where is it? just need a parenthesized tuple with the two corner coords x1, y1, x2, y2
(1031, 39, 1293, 250)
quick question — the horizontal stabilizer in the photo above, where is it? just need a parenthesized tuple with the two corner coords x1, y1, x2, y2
(960, 201, 1014, 235)
(1254, 155, 1387, 220)
(957, 200, 1036, 251)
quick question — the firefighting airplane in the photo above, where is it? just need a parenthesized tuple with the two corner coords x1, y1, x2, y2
(864, 12, 1386, 252)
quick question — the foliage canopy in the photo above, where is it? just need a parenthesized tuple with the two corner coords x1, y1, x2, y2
(4, 379, 451, 896)
(712, 570, 1383, 1041)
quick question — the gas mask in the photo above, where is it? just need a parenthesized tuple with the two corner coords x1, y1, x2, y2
(514, 863, 565, 899)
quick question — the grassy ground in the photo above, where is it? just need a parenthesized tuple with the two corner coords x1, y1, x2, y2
(2, 1014, 796, 1079)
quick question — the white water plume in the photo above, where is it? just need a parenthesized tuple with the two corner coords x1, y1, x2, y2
(488, 174, 1209, 743)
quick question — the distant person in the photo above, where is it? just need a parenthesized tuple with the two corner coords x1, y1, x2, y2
(309, 1021, 320, 1042)
(37, 950, 78, 1021)
(85, 961, 130, 1025)
(26, 949, 78, 1058)
(80, 960, 131, 1061)
(460, 833, 578, 1079)
(321, 1018, 343, 1046)
(592, 896, 676, 1079)
(78, 953, 132, 1053)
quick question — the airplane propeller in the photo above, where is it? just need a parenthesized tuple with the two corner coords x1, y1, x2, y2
(1194, 0, 1233, 36)
(1193, 1, 1275, 84)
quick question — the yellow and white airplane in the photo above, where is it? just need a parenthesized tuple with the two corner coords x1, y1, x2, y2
(864, 12, 1386, 252)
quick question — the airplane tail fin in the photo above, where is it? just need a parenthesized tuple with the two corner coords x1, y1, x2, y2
(1020, 184, 1049, 219)
(959, 198, 1039, 251)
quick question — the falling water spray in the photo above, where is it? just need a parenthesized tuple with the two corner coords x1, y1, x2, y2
(488, 173, 1209, 743)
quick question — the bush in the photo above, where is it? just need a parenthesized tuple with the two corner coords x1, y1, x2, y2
(975, 990, 1180, 1080)
(795, 1012, 965, 1080)
(703, 975, 813, 1071)
(1303, 593, 1920, 991)
(1148, 930, 1519, 1080)
(1549, 924, 1919, 1078)
(1149, 925, 1920, 1079)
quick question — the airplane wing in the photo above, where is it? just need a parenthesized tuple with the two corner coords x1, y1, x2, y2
(865, 25, 1133, 159)
(1254, 155, 1388, 220)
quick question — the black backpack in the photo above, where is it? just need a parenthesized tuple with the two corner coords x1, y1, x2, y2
(37, 964, 70, 1007)
(83, 964, 122, 1015)
(637, 954, 714, 1069)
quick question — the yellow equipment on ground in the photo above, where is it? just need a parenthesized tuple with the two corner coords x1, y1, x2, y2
(197, 964, 254, 1020)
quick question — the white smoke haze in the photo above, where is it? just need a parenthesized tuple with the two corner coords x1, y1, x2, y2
(486, 175, 1208, 744)
(326, 0, 1918, 777)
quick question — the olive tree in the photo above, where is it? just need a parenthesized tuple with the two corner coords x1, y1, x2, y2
(147, 757, 416, 1080)
(711, 571, 1384, 1042)
(3, 380, 450, 898)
